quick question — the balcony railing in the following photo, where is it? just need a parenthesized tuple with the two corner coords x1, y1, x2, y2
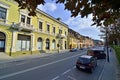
(12, 22, 34, 32)
(0, 18, 6, 24)
(56, 34, 66, 39)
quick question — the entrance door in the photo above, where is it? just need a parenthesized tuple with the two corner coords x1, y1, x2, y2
(0, 32, 5, 52)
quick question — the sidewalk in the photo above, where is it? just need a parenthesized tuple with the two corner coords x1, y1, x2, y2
(98, 48, 120, 80)
(0, 50, 69, 65)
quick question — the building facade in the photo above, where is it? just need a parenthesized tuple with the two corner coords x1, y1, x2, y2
(83, 36, 94, 48)
(68, 28, 83, 49)
(0, 0, 68, 56)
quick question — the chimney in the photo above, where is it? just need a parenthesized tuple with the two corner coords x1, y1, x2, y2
(56, 17, 62, 21)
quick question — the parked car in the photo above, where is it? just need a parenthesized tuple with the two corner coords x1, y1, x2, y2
(69, 48, 77, 52)
(76, 55, 97, 73)
(87, 49, 106, 59)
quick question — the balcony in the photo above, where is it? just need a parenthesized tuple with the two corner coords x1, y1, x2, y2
(0, 18, 6, 24)
(56, 34, 66, 39)
(12, 22, 34, 32)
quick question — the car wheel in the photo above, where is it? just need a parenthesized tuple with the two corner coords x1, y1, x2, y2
(89, 68, 94, 73)
(76, 65, 79, 69)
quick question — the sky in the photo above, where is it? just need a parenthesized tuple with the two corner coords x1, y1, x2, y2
(37, 0, 102, 40)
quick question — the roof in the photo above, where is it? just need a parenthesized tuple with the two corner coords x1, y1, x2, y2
(90, 48, 104, 51)
(36, 8, 68, 28)
(80, 55, 92, 59)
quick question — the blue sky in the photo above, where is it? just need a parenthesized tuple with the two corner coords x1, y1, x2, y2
(37, 0, 102, 40)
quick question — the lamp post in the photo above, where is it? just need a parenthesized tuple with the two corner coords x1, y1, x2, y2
(106, 27, 109, 62)
(56, 34, 66, 53)
(57, 34, 61, 53)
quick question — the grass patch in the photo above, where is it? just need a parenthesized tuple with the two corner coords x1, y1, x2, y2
(112, 45, 120, 64)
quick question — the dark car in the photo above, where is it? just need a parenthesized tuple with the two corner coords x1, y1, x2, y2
(87, 49, 106, 59)
(76, 55, 97, 73)
(69, 48, 77, 52)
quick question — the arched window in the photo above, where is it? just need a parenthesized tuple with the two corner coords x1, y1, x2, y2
(52, 39, 56, 49)
(46, 38, 50, 50)
(37, 37, 42, 50)
(0, 32, 6, 52)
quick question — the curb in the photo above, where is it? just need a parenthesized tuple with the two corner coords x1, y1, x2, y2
(0, 50, 69, 65)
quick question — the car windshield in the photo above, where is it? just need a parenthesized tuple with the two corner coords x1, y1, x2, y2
(94, 50, 104, 54)
(78, 57, 90, 63)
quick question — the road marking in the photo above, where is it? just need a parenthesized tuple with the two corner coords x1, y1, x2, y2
(67, 76, 77, 80)
(97, 60, 106, 80)
(51, 76, 60, 80)
(62, 69, 71, 75)
(73, 66, 76, 69)
(0, 52, 85, 80)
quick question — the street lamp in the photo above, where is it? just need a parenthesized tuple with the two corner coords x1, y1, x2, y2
(105, 27, 109, 62)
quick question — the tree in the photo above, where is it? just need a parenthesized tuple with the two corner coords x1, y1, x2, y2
(100, 18, 120, 45)
(14, 0, 120, 27)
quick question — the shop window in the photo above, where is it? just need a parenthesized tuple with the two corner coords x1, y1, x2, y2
(37, 37, 42, 50)
(16, 34, 31, 51)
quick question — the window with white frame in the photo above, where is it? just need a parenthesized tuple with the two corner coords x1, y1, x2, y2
(59, 29, 62, 34)
(20, 14, 31, 25)
(16, 34, 31, 51)
(0, 7, 7, 21)
(37, 37, 42, 50)
(21, 15, 25, 23)
(27, 17, 31, 24)
(52, 39, 56, 49)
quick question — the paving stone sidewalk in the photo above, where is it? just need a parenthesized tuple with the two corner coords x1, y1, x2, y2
(99, 48, 120, 80)
(0, 50, 69, 64)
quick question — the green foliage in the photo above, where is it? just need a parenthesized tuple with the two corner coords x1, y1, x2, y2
(14, 0, 120, 27)
(112, 46, 120, 64)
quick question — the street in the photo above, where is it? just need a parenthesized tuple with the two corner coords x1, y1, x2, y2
(0, 50, 106, 80)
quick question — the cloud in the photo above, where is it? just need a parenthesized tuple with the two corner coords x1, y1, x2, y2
(37, 3, 57, 12)
(65, 14, 101, 40)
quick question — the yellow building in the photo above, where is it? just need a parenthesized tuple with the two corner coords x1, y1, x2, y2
(83, 36, 94, 48)
(68, 28, 82, 49)
(0, 0, 68, 56)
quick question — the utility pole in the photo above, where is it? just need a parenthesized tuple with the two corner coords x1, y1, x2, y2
(106, 27, 109, 62)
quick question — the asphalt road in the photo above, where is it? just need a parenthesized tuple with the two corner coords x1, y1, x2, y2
(0, 50, 106, 80)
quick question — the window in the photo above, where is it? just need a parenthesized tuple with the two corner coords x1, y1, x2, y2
(27, 17, 31, 24)
(59, 29, 62, 34)
(16, 34, 31, 51)
(21, 15, 31, 24)
(53, 27, 55, 34)
(0, 7, 7, 23)
(65, 41, 67, 49)
(47, 24, 50, 33)
(21, 15, 25, 23)
(52, 40, 56, 49)
(37, 38, 42, 50)
(46, 38, 50, 50)
(65, 31, 66, 35)
(0, 7, 7, 19)
(39, 21, 42, 31)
